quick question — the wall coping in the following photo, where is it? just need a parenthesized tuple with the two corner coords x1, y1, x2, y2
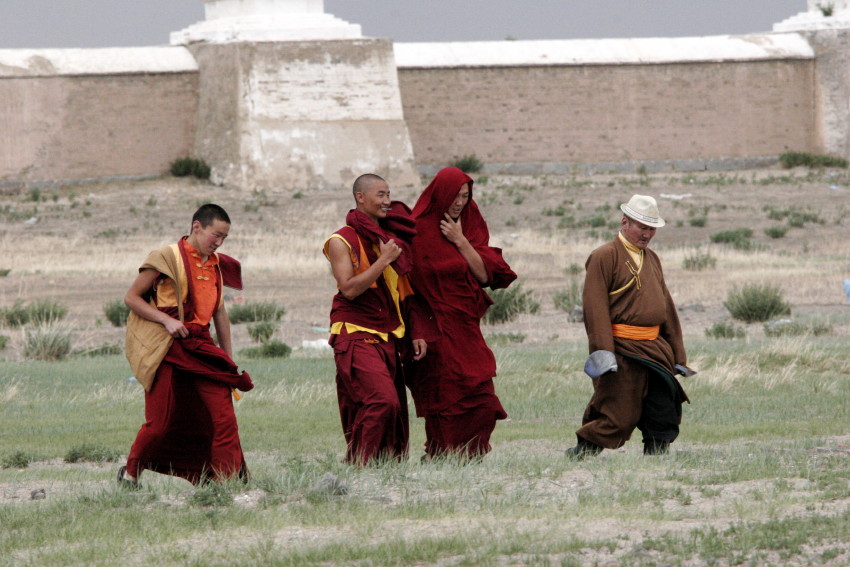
(394, 34, 814, 69)
(0, 46, 198, 78)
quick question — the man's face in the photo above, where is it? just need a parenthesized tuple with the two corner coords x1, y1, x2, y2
(448, 182, 470, 220)
(356, 180, 391, 222)
(192, 219, 230, 257)
(620, 216, 656, 250)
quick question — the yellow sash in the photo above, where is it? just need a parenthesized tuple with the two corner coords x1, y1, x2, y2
(612, 324, 660, 341)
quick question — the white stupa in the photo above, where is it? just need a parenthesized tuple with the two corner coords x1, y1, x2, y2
(774, 0, 850, 32)
(171, 0, 361, 44)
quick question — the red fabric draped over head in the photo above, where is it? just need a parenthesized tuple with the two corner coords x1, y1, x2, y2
(410, 167, 516, 319)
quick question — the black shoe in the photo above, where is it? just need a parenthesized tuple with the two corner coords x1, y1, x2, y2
(116, 466, 140, 490)
(565, 437, 602, 460)
(643, 440, 670, 455)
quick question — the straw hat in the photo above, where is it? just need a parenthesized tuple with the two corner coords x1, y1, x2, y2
(620, 194, 665, 228)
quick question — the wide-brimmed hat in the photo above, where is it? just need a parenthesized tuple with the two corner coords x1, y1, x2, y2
(620, 194, 665, 228)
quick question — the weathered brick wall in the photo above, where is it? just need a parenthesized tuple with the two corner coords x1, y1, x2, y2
(0, 48, 198, 186)
(397, 59, 817, 171)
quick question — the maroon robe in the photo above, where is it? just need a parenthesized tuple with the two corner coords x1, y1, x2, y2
(408, 167, 517, 457)
(125, 240, 252, 484)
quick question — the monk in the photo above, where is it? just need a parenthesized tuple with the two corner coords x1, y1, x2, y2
(567, 194, 694, 459)
(408, 167, 517, 459)
(119, 204, 253, 487)
(324, 174, 435, 465)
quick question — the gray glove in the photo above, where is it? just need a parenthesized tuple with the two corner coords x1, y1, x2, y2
(584, 350, 617, 379)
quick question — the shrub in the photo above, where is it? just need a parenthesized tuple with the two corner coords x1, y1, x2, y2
(75, 343, 122, 357)
(764, 226, 788, 239)
(2, 300, 68, 327)
(763, 320, 832, 338)
(724, 284, 791, 323)
(229, 301, 286, 324)
(239, 340, 292, 359)
(449, 154, 483, 174)
(0, 335, 8, 350)
(688, 216, 707, 227)
(553, 280, 583, 311)
(247, 321, 277, 343)
(0, 268, 10, 277)
(189, 483, 233, 508)
(104, 299, 131, 327)
(779, 151, 847, 169)
(710, 229, 753, 250)
(23, 324, 73, 361)
(787, 210, 823, 228)
(64, 443, 121, 463)
(564, 263, 583, 276)
(682, 251, 717, 271)
(483, 284, 540, 325)
(705, 321, 746, 339)
(170, 157, 212, 180)
(1, 450, 32, 469)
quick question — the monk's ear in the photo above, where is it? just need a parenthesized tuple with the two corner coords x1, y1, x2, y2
(354, 191, 364, 204)
(191, 220, 202, 234)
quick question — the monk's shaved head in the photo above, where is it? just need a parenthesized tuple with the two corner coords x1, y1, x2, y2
(352, 173, 386, 198)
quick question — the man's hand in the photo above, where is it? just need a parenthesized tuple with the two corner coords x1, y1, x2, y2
(162, 317, 188, 338)
(412, 338, 428, 361)
(379, 238, 402, 263)
(440, 213, 467, 247)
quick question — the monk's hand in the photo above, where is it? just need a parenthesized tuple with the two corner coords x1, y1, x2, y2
(379, 238, 402, 263)
(412, 338, 428, 361)
(440, 213, 466, 246)
(162, 317, 188, 339)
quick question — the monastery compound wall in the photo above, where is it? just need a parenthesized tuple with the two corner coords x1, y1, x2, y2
(0, 1, 847, 190)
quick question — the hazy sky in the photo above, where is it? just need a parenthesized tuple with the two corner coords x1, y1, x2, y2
(0, 1, 807, 49)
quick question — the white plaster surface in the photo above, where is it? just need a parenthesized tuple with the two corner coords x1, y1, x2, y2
(393, 34, 814, 69)
(0, 47, 197, 77)
(172, 0, 360, 44)
(775, 1, 850, 31)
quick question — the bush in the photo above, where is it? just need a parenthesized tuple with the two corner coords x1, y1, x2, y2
(764, 226, 788, 239)
(1, 299, 67, 328)
(0, 268, 10, 277)
(763, 320, 832, 338)
(75, 343, 122, 357)
(449, 154, 484, 174)
(710, 229, 754, 250)
(229, 301, 286, 324)
(189, 483, 233, 508)
(240, 340, 292, 359)
(688, 216, 707, 227)
(104, 299, 131, 327)
(247, 321, 277, 343)
(64, 443, 120, 464)
(170, 157, 211, 180)
(0, 335, 8, 350)
(705, 321, 746, 339)
(1, 450, 32, 469)
(553, 280, 583, 311)
(23, 324, 73, 361)
(682, 251, 717, 271)
(724, 284, 791, 323)
(779, 151, 847, 169)
(483, 284, 540, 325)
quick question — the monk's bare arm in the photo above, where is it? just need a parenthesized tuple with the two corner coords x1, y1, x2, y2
(213, 303, 233, 359)
(440, 214, 488, 283)
(327, 237, 400, 300)
(125, 268, 188, 338)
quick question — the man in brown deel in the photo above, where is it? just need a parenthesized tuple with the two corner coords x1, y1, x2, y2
(566, 194, 694, 459)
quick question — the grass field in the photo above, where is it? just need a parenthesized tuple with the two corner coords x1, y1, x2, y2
(1, 168, 849, 566)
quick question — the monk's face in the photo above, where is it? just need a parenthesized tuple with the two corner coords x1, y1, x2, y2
(356, 180, 391, 222)
(190, 219, 230, 257)
(620, 217, 656, 249)
(448, 183, 470, 220)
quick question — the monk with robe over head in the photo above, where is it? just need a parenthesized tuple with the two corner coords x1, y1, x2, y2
(408, 167, 517, 459)
(324, 174, 436, 465)
(567, 194, 694, 459)
(119, 204, 253, 487)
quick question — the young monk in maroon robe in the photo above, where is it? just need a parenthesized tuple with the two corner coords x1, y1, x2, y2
(119, 204, 253, 487)
(567, 194, 694, 459)
(408, 167, 517, 459)
(324, 174, 435, 465)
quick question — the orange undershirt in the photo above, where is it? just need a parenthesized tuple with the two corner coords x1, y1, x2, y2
(183, 241, 220, 325)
